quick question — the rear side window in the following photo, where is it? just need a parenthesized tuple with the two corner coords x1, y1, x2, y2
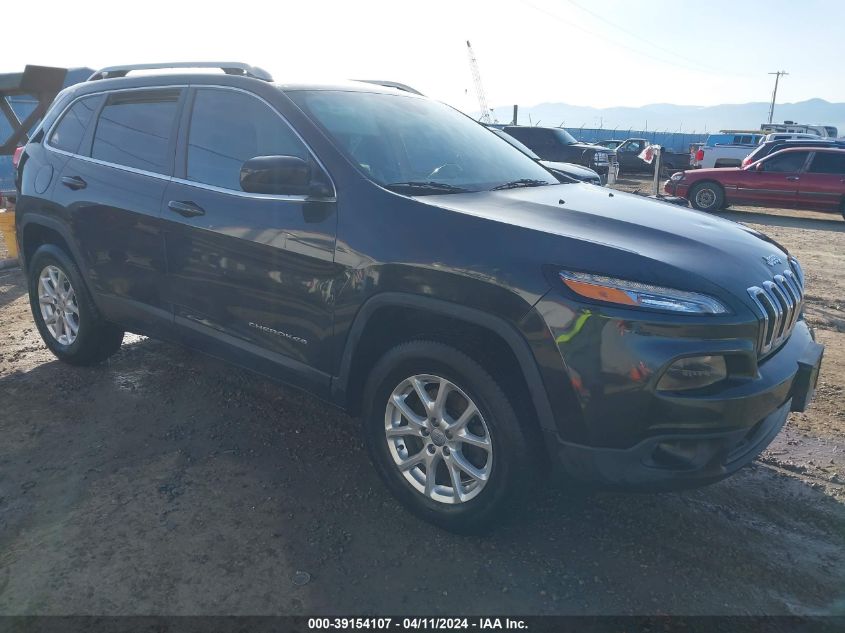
(92, 89, 181, 174)
(186, 89, 308, 191)
(762, 151, 809, 173)
(808, 152, 845, 174)
(50, 96, 99, 154)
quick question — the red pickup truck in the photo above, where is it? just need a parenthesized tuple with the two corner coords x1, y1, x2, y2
(665, 146, 845, 218)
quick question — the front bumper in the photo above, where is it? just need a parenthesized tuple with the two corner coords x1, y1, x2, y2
(663, 179, 690, 197)
(532, 287, 824, 489)
(553, 324, 822, 489)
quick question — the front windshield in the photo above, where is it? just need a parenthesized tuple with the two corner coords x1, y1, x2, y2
(289, 90, 557, 193)
(554, 128, 579, 145)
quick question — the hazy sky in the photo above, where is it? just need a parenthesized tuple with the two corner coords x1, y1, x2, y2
(3, 0, 842, 114)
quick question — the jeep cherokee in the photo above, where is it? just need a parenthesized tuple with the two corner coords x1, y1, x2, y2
(15, 62, 823, 532)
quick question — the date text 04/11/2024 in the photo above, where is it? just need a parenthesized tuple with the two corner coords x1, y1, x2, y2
(307, 618, 528, 630)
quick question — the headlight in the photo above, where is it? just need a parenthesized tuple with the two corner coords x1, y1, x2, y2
(657, 355, 727, 391)
(670, 172, 685, 181)
(559, 270, 729, 314)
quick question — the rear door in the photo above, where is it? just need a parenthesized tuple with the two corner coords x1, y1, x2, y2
(735, 150, 809, 208)
(161, 86, 340, 393)
(51, 87, 183, 334)
(796, 151, 845, 211)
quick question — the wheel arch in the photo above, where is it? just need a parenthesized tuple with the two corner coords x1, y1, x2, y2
(18, 214, 103, 313)
(333, 293, 557, 461)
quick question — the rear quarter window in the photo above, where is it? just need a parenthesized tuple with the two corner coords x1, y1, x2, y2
(49, 96, 100, 154)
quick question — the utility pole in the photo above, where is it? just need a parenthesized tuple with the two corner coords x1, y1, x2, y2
(767, 71, 788, 124)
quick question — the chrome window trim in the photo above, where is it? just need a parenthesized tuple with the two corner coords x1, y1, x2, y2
(43, 83, 337, 203)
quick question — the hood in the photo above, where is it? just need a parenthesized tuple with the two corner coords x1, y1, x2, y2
(571, 142, 614, 155)
(423, 183, 791, 304)
(685, 167, 742, 178)
(540, 160, 600, 181)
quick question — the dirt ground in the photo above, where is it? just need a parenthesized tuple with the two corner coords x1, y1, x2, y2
(1, 181, 844, 616)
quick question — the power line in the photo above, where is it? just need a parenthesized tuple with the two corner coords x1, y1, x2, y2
(518, 0, 751, 79)
(560, 0, 731, 76)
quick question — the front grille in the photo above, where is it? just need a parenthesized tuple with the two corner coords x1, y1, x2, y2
(746, 260, 804, 356)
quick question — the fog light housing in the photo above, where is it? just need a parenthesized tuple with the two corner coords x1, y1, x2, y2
(657, 355, 727, 391)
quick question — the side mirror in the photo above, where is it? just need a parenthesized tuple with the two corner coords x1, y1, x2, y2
(240, 155, 311, 195)
(754, 162, 764, 172)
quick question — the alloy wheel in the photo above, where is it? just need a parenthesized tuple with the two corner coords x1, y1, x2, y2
(385, 374, 493, 504)
(694, 187, 716, 209)
(38, 265, 80, 345)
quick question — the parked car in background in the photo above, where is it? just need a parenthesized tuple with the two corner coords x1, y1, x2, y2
(761, 121, 836, 138)
(761, 132, 822, 143)
(666, 146, 845, 217)
(489, 127, 603, 185)
(502, 126, 613, 177)
(613, 138, 690, 175)
(15, 62, 823, 532)
(694, 131, 766, 169)
(742, 137, 845, 168)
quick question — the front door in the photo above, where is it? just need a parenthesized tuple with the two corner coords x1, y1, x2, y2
(733, 150, 809, 208)
(617, 139, 647, 171)
(796, 151, 845, 211)
(162, 87, 341, 393)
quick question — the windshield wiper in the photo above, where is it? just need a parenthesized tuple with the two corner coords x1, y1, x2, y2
(491, 178, 551, 191)
(384, 181, 471, 194)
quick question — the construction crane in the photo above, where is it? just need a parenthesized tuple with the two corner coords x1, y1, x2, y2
(466, 40, 496, 124)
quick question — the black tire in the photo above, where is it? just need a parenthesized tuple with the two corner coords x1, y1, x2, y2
(689, 181, 725, 212)
(28, 244, 124, 365)
(363, 340, 535, 533)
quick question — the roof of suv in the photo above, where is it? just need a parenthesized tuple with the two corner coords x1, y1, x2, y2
(766, 146, 845, 157)
(76, 63, 422, 98)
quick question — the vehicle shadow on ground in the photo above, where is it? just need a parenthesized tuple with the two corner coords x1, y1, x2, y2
(0, 268, 26, 309)
(1, 338, 843, 616)
(722, 209, 845, 232)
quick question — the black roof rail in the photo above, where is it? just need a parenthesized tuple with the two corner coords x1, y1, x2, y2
(87, 62, 273, 82)
(354, 80, 424, 96)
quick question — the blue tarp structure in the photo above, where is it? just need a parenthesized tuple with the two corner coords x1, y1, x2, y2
(0, 67, 93, 191)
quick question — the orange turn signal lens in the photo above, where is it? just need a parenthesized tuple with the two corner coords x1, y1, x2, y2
(560, 277, 637, 306)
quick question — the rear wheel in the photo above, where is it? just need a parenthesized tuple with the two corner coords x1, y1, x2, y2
(28, 245, 124, 365)
(363, 340, 535, 533)
(689, 181, 724, 212)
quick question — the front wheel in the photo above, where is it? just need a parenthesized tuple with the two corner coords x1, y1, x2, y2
(689, 181, 724, 212)
(28, 245, 124, 365)
(362, 340, 535, 533)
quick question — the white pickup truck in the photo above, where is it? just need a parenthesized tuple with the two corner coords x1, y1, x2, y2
(693, 131, 766, 169)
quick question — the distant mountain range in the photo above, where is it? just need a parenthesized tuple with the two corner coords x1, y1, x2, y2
(489, 98, 845, 136)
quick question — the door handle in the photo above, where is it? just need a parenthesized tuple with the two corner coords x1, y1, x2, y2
(61, 175, 87, 190)
(786, 176, 800, 181)
(167, 200, 205, 218)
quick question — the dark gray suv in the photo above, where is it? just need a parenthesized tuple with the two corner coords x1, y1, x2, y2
(15, 62, 823, 532)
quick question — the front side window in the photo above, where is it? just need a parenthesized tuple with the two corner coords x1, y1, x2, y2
(187, 89, 308, 191)
(50, 96, 99, 154)
(807, 152, 845, 174)
(92, 89, 181, 174)
(290, 90, 556, 193)
(762, 151, 809, 173)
